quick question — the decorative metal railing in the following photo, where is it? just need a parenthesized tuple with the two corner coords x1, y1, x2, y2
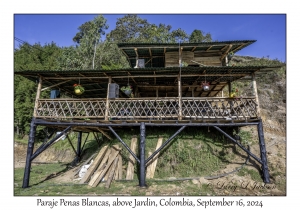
(36, 97, 258, 121)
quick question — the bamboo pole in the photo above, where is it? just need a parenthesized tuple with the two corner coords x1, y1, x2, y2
(178, 75, 182, 120)
(33, 76, 42, 117)
(105, 77, 111, 121)
(252, 73, 261, 117)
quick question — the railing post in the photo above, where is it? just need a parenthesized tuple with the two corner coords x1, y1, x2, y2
(33, 76, 42, 117)
(22, 118, 36, 188)
(105, 76, 112, 121)
(252, 73, 261, 117)
(257, 120, 270, 183)
(139, 122, 146, 187)
(178, 75, 182, 120)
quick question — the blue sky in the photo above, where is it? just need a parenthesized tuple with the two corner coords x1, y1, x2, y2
(14, 14, 286, 62)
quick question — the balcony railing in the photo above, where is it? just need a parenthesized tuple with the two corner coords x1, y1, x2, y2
(36, 97, 258, 122)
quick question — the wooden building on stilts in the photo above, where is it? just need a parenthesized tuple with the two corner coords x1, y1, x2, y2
(15, 40, 281, 188)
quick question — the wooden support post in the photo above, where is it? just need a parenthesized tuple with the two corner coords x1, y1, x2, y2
(22, 118, 36, 188)
(33, 76, 42, 117)
(139, 122, 146, 187)
(105, 76, 111, 121)
(252, 73, 261, 117)
(257, 120, 270, 183)
(178, 75, 182, 121)
(117, 155, 123, 180)
(76, 131, 82, 163)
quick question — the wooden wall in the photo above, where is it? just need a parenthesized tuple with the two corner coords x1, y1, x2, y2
(165, 51, 222, 67)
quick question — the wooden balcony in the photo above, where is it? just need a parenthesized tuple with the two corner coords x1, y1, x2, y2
(36, 97, 259, 123)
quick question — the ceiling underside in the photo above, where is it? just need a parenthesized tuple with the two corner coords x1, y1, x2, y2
(15, 65, 280, 98)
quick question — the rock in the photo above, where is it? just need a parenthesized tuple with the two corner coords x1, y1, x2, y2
(192, 179, 199, 185)
(199, 177, 210, 185)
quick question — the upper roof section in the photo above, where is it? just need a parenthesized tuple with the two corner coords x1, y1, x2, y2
(118, 40, 256, 68)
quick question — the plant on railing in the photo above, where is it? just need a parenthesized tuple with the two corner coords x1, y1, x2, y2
(121, 85, 133, 96)
(230, 87, 239, 98)
(73, 84, 85, 95)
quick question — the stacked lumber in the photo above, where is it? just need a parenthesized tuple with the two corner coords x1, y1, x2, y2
(126, 136, 137, 180)
(79, 144, 123, 188)
(146, 136, 163, 179)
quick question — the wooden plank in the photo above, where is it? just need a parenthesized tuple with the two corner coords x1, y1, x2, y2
(117, 155, 123, 180)
(126, 136, 137, 180)
(96, 128, 113, 140)
(80, 146, 108, 183)
(88, 148, 111, 186)
(105, 157, 119, 188)
(146, 151, 152, 179)
(90, 145, 121, 187)
(147, 137, 163, 179)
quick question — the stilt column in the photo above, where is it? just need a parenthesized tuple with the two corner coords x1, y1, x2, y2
(22, 118, 36, 188)
(257, 120, 270, 183)
(76, 131, 82, 163)
(139, 122, 146, 187)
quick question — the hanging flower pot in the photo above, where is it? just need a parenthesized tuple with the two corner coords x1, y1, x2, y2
(73, 84, 85, 95)
(121, 85, 133, 96)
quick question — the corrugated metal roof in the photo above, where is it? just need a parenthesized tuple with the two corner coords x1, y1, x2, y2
(117, 40, 256, 68)
(15, 65, 281, 98)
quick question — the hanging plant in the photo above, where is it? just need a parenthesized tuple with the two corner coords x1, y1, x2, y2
(230, 87, 239, 98)
(121, 85, 133, 96)
(73, 84, 85, 95)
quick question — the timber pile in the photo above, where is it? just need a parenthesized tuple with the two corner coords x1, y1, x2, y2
(79, 144, 123, 188)
(146, 136, 163, 179)
(126, 136, 137, 180)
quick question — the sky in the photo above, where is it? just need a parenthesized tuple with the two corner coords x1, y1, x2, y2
(14, 14, 286, 62)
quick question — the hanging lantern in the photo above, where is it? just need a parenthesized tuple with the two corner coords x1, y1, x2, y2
(202, 82, 210, 91)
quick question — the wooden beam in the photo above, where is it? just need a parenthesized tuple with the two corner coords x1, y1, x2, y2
(105, 77, 111, 121)
(80, 145, 109, 184)
(220, 44, 233, 61)
(105, 156, 119, 188)
(89, 145, 121, 187)
(206, 46, 213, 51)
(126, 136, 137, 180)
(252, 73, 261, 117)
(127, 71, 137, 85)
(146, 137, 163, 179)
(33, 76, 42, 117)
(134, 48, 138, 57)
(43, 73, 249, 80)
(66, 135, 77, 156)
(96, 128, 113, 140)
(41, 80, 71, 91)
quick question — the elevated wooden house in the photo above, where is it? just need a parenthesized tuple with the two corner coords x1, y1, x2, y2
(15, 40, 280, 188)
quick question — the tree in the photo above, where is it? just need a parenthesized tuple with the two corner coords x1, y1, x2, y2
(73, 15, 109, 69)
(189, 29, 212, 42)
(14, 42, 61, 138)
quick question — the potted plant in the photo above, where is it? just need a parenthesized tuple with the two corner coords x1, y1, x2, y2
(230, 87, 238, 98)
(121, 85, 133, 96)
(73, 84, 85, 95)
